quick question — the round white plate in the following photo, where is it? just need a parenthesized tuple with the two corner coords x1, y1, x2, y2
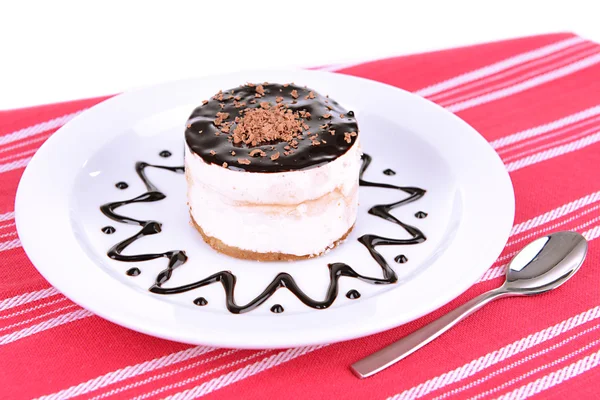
(15, 70, 514, 349)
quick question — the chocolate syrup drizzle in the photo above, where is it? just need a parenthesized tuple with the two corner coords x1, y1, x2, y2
(100, 153, 426, 314)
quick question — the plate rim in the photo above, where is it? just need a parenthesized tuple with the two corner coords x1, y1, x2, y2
(15, 69, 515, 349)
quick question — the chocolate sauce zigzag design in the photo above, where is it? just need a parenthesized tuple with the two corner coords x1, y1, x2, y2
(100, 153, 426, 314)
(100, 162, 189, 283)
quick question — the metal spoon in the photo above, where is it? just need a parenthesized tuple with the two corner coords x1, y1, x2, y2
(351, 231, 588, 378)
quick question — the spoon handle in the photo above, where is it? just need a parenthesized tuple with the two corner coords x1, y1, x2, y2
(351, 288, 510, 378)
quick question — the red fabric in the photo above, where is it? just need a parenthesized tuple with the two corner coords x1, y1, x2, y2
(1, 32, 600, 399)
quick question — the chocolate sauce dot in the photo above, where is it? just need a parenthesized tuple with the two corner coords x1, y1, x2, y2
(115, 182, 129, 190)
(346, 289, 361, 299)
(126, 267, 141, 276)
(270, 304, 284, 314)
(415, 211, 428, 219)
(101, 226, 115, 234)
(159, 150, 172, 158)
(394, 254, 408, 264)
(193, 297, 208, 306)
(347, 110, 355, 117)
(383, 168, 396, 176)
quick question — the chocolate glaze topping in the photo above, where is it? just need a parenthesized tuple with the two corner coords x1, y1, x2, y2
(100, 154, 426, 314)
(415, 211, 428, 219)
(126, 267, 141, 276)
(115, 182, 128, 189)
(185, 83, 359, 173)
(346, 289, 361, 299)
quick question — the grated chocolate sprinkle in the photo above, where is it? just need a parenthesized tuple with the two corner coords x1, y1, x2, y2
(249, 149, 266, 157)
(232, 103, 303, 147)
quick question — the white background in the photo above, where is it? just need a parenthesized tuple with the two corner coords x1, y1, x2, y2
(1, 0, 599, 110)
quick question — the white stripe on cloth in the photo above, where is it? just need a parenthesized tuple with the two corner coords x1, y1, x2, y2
(492, 105, 600, 149)
(433, 324, 600, 400)
(505, 131, 600, 172)
(89, 349, 243, 400)
(0, 131, 53, 155)
(502, 124, 600, 163)
(499, 115, 600, 158)
(316, 39, 589, 76)
(495, 348, 600, 400)
(0, 231, 16, 240)
(0, 221, 16, 230)
(0, 288, 60, 312)
(0, 238, 21, 252)
(387, 305, 600, 400)
(0, 304, 78, 333)
(415, 37, 586, 97)
(428, 41, 596, 102)
(437, 48, 600, 108)
(446, 53, 600, 113)
(0, 156, 32, 173)
(0, 297, 68, 320)
(36, 345, 217, 400)
(0, 309, 92, 345)
(510, 190, 600, 236)
(0, 111, 83, 147)
(0, 211, 14, 222)
(163, 345, 326, 400)
(130, 350, 271, 400)
(0, 147, 38, 164)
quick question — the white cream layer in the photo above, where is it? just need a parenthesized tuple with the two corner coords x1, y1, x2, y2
(185, 141, 361, 256)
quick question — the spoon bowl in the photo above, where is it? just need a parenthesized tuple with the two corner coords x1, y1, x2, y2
(503, 231, 588, 295)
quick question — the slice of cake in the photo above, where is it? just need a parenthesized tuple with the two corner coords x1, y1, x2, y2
(184, 82, 361, 261)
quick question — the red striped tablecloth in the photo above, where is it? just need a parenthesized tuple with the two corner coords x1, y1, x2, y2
(1, 32, 600, 399)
